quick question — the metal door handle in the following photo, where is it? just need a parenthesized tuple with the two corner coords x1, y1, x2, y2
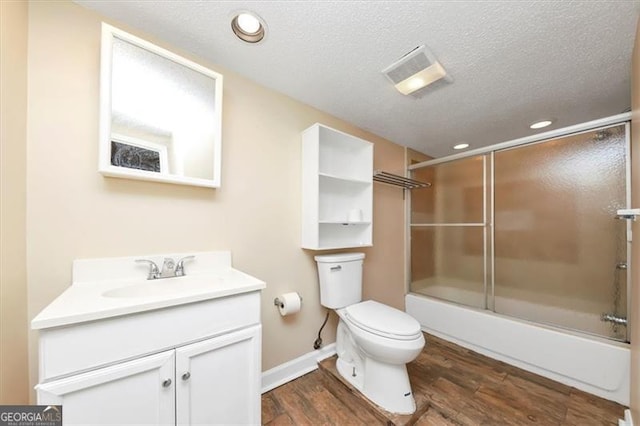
(162, 378, 172, 388)
(182, 372, 191, 381)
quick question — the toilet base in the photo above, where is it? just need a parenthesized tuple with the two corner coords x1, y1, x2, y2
(336, 355, 416, 414)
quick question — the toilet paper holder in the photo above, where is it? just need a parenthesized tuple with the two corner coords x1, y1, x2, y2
(274, 293, 303, 308)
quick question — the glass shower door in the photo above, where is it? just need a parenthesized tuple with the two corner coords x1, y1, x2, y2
(410, 155, 488, 309)
(493, 124, 628, 340)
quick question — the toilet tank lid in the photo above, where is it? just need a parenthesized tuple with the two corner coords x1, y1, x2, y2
(314, 253, 365, 263)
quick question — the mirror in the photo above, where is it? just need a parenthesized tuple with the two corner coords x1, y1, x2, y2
(99, 24, 223, 188)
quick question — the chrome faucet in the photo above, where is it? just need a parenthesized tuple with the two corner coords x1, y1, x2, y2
(135, 256, 196, 280)
(175, 255, 195, 277)
(135, 259, 161, 280)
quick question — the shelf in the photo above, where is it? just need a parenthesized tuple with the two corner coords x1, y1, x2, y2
(319, 172, 371, 185)
(318, 221, 371, 225)
(309, 244, 373, 250)
(316, 222, 372, 249)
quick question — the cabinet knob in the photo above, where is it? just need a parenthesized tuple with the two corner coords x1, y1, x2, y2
(162, 378, 172, 388)
(182, 372, 191, 381)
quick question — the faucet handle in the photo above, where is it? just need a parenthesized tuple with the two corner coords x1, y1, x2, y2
(175, 255, 195, 276)
(135, 259, 160, 280)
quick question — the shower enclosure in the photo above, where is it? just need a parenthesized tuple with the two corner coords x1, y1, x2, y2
(409, 121, 631, 342)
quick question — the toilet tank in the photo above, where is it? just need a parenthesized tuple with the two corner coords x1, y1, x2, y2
(314, 253, 365, 309)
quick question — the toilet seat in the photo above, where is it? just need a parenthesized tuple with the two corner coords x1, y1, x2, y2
(344, 300, 422, 341)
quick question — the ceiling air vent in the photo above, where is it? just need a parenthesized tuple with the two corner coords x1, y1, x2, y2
(382, 45, 452, 98)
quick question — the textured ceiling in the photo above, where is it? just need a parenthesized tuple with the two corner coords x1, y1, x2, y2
(76, 1, 640, 157)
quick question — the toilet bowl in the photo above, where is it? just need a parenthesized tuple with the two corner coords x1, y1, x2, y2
(339, 301, 425, 363)
(314, 253, 425, 414)
(334, 301, 425, 414)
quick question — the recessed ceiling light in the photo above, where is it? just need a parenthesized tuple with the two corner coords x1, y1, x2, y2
(237, 13, 260, 34)
(530, 119, 553, 129)
(453, 143, 469, 150)
(231, 12, 265, 43)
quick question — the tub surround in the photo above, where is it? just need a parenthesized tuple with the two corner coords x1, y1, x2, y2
(32, 251, 265, 330)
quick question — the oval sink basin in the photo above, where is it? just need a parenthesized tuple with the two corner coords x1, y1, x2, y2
(103, 276, 224, 299)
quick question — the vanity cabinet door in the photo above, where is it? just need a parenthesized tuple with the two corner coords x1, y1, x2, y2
(175, 325, 261, 425)
(36, 350, 175, 425)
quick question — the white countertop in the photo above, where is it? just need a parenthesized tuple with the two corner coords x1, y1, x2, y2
(32, 251, 266, 330)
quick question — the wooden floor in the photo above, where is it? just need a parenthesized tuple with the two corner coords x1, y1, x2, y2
(262, 333, 627, 425)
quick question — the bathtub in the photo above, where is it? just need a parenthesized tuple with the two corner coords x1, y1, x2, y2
(406, 292, 630, 405)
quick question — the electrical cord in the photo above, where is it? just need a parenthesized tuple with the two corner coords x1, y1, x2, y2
(313, 310, 330, 350)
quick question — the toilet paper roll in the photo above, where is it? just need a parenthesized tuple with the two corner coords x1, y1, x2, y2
(277, 292, 302, 316)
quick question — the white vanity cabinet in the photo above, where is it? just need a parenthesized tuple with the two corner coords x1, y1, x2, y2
(33, 270, 265, 426)
(37, 324, 261, 426)
(301, 123, 374, 250)
(33, 251, 265, 425)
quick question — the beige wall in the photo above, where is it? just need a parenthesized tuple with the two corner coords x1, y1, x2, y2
(25, 0, 406, 397)
(630, 16, 640, 420)
(0, 0, 30, 405)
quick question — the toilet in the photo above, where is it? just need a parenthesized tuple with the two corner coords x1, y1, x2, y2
(315, 253, 425, 414)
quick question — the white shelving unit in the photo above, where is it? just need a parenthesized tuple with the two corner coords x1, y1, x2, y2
(302, 123, 373, 250)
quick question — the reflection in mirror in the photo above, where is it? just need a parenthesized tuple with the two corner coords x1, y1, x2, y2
(99, 24, 223, 188)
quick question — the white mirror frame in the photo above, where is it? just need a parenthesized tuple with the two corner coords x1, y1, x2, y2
(99, 23, 223, 188)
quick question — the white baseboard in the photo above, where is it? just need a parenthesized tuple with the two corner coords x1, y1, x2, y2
(261, 343, 336, 393)
(619, 409, 634, 426)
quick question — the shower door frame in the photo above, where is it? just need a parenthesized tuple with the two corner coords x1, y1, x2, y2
(407, 112, 632, 342)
